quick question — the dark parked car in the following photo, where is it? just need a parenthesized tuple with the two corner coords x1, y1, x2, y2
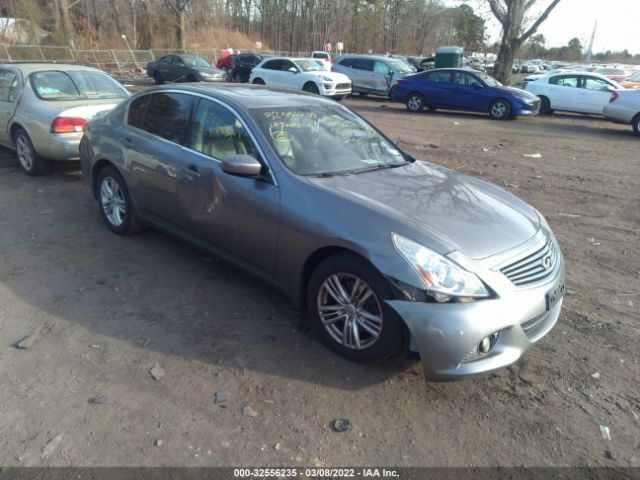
(147, 54, 226, 84)
(80, 84, 564, 381)
(231, 53, 273, 83)
(393, 68, 540, 120)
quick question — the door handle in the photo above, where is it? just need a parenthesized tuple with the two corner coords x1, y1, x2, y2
(182, 164, 202, 178)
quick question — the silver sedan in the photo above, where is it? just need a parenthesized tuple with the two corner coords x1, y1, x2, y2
(80, 84, 565, 381)
(0, 63, 129, 176)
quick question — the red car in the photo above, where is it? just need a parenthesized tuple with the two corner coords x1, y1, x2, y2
(216, 54, 236, 72)
(593, 68, 627, 82)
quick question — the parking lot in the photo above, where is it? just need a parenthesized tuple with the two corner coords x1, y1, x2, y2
(0, 94, 638, 467)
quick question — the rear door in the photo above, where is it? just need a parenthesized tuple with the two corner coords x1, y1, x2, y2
(353, 58, 375, 92)
(420, 70, 452, 108)
(576, 76, 615, 114)
(176, 97, 280, 276)
(0, 68, 21, 146)
(123, 91, 195, 224)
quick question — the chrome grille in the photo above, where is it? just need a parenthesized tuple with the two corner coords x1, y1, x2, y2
(501, 237, 559, 286)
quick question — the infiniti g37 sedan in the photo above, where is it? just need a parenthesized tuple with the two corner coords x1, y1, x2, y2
(80, 84, 565, 381)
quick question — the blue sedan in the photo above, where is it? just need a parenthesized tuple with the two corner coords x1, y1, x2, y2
(392, 68, 540, 120)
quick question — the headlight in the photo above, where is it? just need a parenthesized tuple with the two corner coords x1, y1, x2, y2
(392, 233, 489, 302)
(319, 75, 333, 82)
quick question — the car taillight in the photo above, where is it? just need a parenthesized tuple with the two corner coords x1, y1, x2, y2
(51, 117, 88, 133)
(609, 91, 619, 103)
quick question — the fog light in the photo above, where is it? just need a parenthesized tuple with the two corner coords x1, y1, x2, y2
(478, 332, 499, 354)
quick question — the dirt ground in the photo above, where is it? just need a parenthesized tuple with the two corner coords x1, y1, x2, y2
(0, 94, 638, 468)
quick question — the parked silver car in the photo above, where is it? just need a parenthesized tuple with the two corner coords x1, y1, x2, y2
(603, 89, 640, 137)
(332, 55, 414, 98)
(0, 63, 130, 175)
(80, 84, 565, 381)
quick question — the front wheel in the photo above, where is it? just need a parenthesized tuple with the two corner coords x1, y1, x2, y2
(97, 166, 145, 235)
(307, 253, 404, 363)
(153, 71, 164, 85)
(539, 96, 552, 115)
(252, 78, 265, 85)
(489, 99, 511, 120)
(303, 82, 320, 95)
(406, 93, 424, 112)
(14, 128, 50, 176)
(632, 114, 640, 137)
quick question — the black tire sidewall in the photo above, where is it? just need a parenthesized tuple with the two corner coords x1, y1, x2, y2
(633, 114, 640, 137)
(14, 129, 49, 176)
(406, 93, 423, 112)
(307, 253, 404, 363)
(153, 72, 163, 85)
(253, 78, 264, 85)
(97, 166, 136, 235)
(304, 82, 319, 94)
(540, 96, 551, 115)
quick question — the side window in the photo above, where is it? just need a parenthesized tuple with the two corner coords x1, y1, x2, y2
(140, 92, 195, 144)
(127, 94, 151, 128)
(188, 99, 259, 161)
(173, 56, 185, 66)
(0, 70, 18, 102)
(280, 60, 295, 71)
(550, 75, 578, 87)
(352, 59, 373, 71)
(373, 61, 390, 75)
(582, 77, 611, 91)
(339, 58, 354, 68)
(426, 71, 451, 83)
(262, 60, 282, 70)
(453, 72, 474, 85)
(159, 56, 172, 64)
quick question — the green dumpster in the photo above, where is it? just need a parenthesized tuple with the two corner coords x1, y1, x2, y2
(435, 46, 463, 68)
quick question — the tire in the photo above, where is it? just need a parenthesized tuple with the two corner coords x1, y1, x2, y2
(14, 128, 50, 176)
(96, 166, 145, 235)
(303, 82, 320, 95)
(358, 92, 368, 97)
(333, 95, 346, 102)
(632, 114, 640, 137)
(539, 96, 552, 115)
(252, 78, 265, 85)
(489, 99, 511, 120)
(406, 93, 424, 112)
(186, 74, 197, 83)
(153, 71, 164, 85)
(307, 253, 404, 363)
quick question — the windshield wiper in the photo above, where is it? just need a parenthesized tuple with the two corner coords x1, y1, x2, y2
(349, 162, 409, 174)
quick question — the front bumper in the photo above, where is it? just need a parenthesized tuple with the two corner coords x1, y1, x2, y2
(320, 83, 352, 97)
(514, 99, 540, 116)
(387, 252, 565, 381)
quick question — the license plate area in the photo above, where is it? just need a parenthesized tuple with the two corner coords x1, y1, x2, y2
(545, 282, 565, 311)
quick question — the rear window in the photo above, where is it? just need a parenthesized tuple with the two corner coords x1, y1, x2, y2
(30, 70, 128, 101)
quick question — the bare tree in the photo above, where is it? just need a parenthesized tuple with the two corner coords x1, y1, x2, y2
(165, 0, 190, 50)
(487, 0, 562, 83)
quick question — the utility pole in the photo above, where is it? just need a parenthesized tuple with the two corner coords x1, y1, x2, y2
(585, 20, 597, 64)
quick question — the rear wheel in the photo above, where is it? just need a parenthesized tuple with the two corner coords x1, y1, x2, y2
(406, 93, 424, 112)
(252, 78, 265, 85)
(539, 96, 552, 115)
(633, 114, 640, 137)
(153, 71, 164, 85)
(307, 253, 404, 363)
(303, 82, 320, 94)
(97, 166, 145, 235)
(489, 99, 511, 120)
(186, 74, 197, 83)
(358, 92, 368, 97)
(14, 128, 50, 176)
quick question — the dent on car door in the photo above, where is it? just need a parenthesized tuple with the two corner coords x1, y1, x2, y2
(176, 98, 280, 276)
(0, 69, 20, 145)
(124, 91, 195, 224)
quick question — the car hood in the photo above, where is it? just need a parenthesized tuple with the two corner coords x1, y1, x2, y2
(308, 161, 540, 260)
(306, 71, 351, 83)
(492, 85, 538, 101)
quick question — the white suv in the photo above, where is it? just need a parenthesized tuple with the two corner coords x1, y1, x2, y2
(249, 57, 351, 100)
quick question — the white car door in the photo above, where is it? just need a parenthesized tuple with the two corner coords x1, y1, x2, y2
(545, 75, 580, 111)
(279, 59, 304, 90)
(576, 76, 615, 114)
(256, 59, 283, 85)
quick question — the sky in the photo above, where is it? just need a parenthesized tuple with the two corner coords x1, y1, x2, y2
(447, 0, 639, 55)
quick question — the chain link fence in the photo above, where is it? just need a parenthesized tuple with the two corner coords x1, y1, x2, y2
(0, 44, 313, 78)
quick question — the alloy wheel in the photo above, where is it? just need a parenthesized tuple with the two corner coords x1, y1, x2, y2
(491, 101, 508, 118)
(16, 135, 33, 171)
(100, 177, 126, 227)
(407, 95, 423, 112)
(317, 273, 383, 350)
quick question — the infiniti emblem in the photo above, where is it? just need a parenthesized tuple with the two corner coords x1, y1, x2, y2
(542, 256, 553, 269)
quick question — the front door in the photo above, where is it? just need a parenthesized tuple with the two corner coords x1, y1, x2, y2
(176, 98, 280, 276)
(577, 76, 615, 114)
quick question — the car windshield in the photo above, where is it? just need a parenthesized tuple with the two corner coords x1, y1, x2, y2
(296, 59, 324, 72)
(387, 59, 414, 74)
(30, 71, 128, 101)
(182, 56, 211, 68)
(629, 71, 640, 81)
(475, 72, 502, 87)
(249, 104, 408, 176)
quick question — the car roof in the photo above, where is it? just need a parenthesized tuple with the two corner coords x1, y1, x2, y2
(335, 54, 392, 61)
(136, 84, 338, 110)
(0, 62, 105, 74)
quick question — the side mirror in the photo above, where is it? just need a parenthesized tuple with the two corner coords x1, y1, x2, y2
(221, 154, 262, 177)
(288, 67, 299, 74)
(471, 82, 484, 89)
